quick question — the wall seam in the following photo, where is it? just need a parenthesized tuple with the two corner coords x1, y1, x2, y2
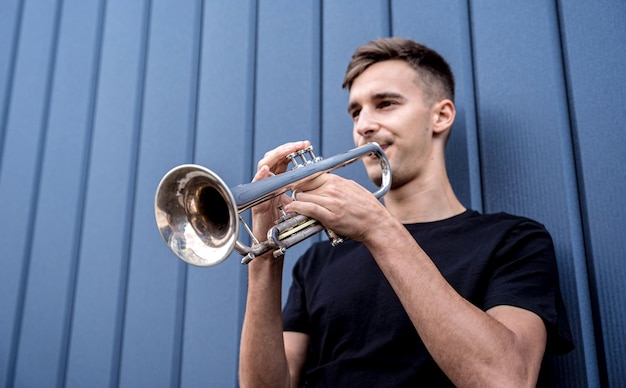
(113, 0, 153, 386)
(60, 0, 108, 385)
(6, 0, 64, 385)
(235, 0, 260, 384)
(466, 0, 485, 212)
(554, 0, 604, 386)
(0, 0, 25, 178)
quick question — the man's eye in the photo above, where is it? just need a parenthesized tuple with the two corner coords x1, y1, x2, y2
(379, 100, 394, 108)
(351, 110, 361, 119)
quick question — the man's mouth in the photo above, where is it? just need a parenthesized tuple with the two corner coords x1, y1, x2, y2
(375, 141, 391, 153)
(364, 139, 389, 149)
(366, 142, 390, 159)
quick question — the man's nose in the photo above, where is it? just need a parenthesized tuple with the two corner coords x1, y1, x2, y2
(354, 109, 379, 137)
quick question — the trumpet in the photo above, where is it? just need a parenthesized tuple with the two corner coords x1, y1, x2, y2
(154, 142, 391, 267)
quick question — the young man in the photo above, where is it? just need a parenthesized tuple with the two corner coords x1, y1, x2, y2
(239, 37, 573, 387)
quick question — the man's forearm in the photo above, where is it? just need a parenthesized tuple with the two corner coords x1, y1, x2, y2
(239, 258, 290, 388)
(364, 221, 546, 387)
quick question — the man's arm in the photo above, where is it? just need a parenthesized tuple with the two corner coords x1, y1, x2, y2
(239, 259, 309, 388)
(239, 141, 312, 388)
(239, 257, 290, 388)
(367, 219, 547, 387)
(285, 331, 310, 386)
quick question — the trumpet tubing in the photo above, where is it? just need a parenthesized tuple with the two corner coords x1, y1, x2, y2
(154, 142, 391, 267)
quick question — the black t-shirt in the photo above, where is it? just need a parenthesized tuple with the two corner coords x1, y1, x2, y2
(282, 210, 573, 387)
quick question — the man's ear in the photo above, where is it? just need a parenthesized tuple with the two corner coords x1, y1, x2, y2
(432, 99, 455, 135)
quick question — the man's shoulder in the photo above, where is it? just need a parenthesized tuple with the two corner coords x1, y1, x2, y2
(462, 210, 548, 232)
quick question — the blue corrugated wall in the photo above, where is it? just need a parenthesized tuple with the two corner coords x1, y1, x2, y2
(0, 0, 624, 386)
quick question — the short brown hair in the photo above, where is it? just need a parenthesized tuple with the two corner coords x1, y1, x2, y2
(343, 37, 455, 104)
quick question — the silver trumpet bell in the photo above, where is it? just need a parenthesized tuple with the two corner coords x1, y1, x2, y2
(154, 142, 391, 267)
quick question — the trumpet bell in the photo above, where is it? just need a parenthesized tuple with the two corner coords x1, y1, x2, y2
(154, 164, 239, 267)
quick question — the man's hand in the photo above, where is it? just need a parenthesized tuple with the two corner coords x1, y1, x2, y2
(284, 172, 391, 243)
(251, 141, 312, 251)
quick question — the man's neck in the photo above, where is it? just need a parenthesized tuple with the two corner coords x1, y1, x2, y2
(383, 175, 466, 224)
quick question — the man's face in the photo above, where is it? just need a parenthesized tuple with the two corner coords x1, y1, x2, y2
(348, 60, 435, 189)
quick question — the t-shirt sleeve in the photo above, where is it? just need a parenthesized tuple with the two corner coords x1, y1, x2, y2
(483, 220, 574, 354)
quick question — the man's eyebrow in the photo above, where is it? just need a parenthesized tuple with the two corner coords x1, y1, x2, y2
(373, 91, 404, 100)
(347, 92, 405, 113)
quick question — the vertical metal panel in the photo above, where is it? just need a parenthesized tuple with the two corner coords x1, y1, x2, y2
(9, 0, 105, 386)
(321, 0, 390, 195)
(471, 1, 597, 386)
(255, 0, 321, 149)
(117, 0, 202, 386)
(254, 0, 322, 303)
(0, 0, 62, 386)
(179, 0, 256, 386)
(558, 1, 626, 386)
(0, 0, 23, 158)
(391, 0, 482, 212)
(64, 0, 149, 386)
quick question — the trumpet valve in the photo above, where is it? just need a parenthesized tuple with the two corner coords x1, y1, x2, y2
(286, 145, 322, 168)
